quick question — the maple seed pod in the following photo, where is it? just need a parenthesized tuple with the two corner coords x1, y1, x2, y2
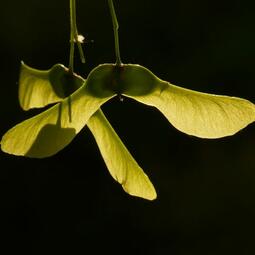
(49, 64, 83, 97)
(85, 64, 116, 98)
(86, 64, 158, 97)
(120, 64, 158, 96)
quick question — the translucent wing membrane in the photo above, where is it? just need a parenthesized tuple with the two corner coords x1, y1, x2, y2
(125, 74, 255, 138)
(2, 82, 114, 157)
(19, 62, 83, 110)
(88, 111, 156, 200)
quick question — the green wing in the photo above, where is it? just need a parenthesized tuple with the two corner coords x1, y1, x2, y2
(1, 82, 114, 158)
(19, 62, 83, 110)
(124, 74, 255, 138)
(88, 111, 156, 200)
(15, 63, 156, 200)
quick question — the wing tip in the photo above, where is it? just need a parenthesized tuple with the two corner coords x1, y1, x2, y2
(122, 184, 157, 201)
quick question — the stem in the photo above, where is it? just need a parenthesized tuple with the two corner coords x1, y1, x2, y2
(69, 0, 75, 73)
(73, 0, 86, 64)
(77, 39, 86, 64)
(69, 0, 85, 74)
(108, 0, 122, 66)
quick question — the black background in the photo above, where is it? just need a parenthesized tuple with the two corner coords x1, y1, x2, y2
(1, 0, 255, 254)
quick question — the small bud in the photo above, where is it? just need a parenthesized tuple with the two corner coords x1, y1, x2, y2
(75, 34, 85, 43)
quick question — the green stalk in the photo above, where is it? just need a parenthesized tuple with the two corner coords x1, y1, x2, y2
(69, 0, 75, 73)
(73, 0, 86, 64)
(108, 0, 122, 66)
(69, 0, 85, 74)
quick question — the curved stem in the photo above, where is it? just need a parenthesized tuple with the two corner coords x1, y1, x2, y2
(77, 39, 86, 64)
(69, 0, 75, 73)
(69, 0, 85, 74)
(108, 0, 122, 66)
(73, 0, 86, 64)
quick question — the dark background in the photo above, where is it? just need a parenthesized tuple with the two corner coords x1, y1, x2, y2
(1, 0, 255, 254)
